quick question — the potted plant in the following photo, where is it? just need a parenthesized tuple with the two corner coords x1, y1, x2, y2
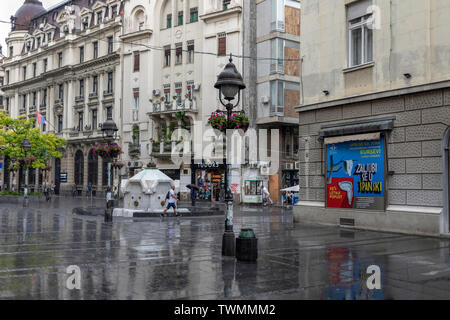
(151, 138, 161, 152)
(160, 96, 165, 102)
(93, 143, 123, 158)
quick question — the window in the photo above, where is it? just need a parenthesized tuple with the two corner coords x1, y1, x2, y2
(175, 43, 182, 64)
(270, 38, 284, 73)
(187, 41, 194, 63)
(23, 66, 27, 80)
(6, 97, 9, 113)
(97, 11, 103, 24)
(80, 46, 84, 63)
(107, 37, 113, 54)
(187, 80, 194, 99)
(58, 84, 64, 100)
(47, 32, 52, 41)
(133, 52, 140, 72)
(32, 63, 37, 77)
(133, 91, 139, 109)
(42, 89, 47, 106)
(175, 82, 182, 105)
(106, 106, 112, 119)
(43, 59, 47, 72)
(58, 52, 63, 68)
(167, 14, 172, 28)
(271, 0, 285, 31)
(218, 32, 226, 56)
(0, 77, 3, 86)
(93, 41, 98, 59)
(78, 112, 83, 131)
(111, 5, 118, 18)
(163, 84, 171, 103)
(79, 79, 84, 96)
(93, 76, 98, 93)
(107, 72, 113, 93)
(57, 115, 63, 133)
(190, 8, 198, 22)
(132, 124, 140, 145)
(6, 71, 9, 84)
(92, 110, 97, 130)
(223, 0, 231, 10)
(42, 122, 46, 132)
(164, 46, 171, 67)
(270, 80, 284, 115)
(347, 0, 373, 67)
(9, 46, 13, 57)
(22, 95, 27, 108)
(32, 92, 37, 106)
(178, 11, 183, 26)
(37, 37, 41, 48)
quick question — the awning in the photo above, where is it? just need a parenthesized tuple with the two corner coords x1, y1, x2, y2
(318, 116, 394, 140)
(324, 132, 380, 145)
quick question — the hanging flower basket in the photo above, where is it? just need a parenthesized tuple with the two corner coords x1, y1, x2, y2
(20, 156, 36, 167)
(93, 143, 123, 159)
(207, 112, 249, 132)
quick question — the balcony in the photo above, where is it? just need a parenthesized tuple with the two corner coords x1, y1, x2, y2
(128, 144, 141, 156)
(19, 107, 26, 115)
(75, 95, 84, 103)
(39, 104, 47, 112)
(103, 90, 113, 97)
(150, 141, 191, 158)
(147, 98, 198, 120)
(89, 92, 98, 99)
(29, 105, 37, 113)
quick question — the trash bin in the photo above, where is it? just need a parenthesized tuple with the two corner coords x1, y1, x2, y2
(236, 228, 258, 262)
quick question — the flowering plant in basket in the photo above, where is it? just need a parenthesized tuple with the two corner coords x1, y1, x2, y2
(93, 143, 123, 158)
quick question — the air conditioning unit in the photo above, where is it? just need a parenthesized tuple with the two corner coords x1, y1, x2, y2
(193, 84, 201, 91)
(261, 166, 270, 176)
(285, 163, 294, 170)
(295, 162, 300, 170)
(261, 96, 269, 104)
(153, 89, 160, 96)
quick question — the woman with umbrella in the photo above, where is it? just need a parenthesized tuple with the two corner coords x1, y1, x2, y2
(186, 184, 199, 206)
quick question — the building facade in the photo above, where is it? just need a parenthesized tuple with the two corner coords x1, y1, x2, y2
(1, 0, 123, 195)
(241, 0, 300, 204)
(120, 0, 245, 202)
(295, 0, 450, 236)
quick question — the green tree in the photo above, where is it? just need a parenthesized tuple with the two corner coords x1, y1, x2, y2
(0, 111, 66, 169)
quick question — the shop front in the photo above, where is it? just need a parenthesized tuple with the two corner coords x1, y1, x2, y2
(242, 180, 263, 203)
(191, 161, 226, 201)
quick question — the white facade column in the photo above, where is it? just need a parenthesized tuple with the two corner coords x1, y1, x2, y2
(84, 76, 90, 129)
(49, 86, 54, 132)
(98, 72, 104, 123)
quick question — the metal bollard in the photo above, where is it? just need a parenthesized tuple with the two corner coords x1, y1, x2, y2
(236, 228, 258, 262)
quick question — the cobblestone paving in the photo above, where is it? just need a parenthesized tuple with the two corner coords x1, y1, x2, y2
(1, 198, 450, 299)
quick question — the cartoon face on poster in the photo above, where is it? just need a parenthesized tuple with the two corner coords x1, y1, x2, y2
(326, 138, 385, 210)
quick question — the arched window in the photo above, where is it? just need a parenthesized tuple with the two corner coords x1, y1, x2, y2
(88, 149, 98, 185)
(74, 150, 84, 186)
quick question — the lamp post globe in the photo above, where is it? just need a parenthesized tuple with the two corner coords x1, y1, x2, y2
(214, 54, 246, 257)
(101, 118, 118, 140)
(214, 54, 246, 102)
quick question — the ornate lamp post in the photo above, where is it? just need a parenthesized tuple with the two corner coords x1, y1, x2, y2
(101, 117, 118, 189)
(21, 137, 31, 207)
(214, 54, 246, 256)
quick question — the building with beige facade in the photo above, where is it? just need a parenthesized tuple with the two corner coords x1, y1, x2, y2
(295, 0, 450, 235)
(1, 0, 123, 195)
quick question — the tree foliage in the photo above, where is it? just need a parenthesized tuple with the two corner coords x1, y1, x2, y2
(0, 111, 66, 169)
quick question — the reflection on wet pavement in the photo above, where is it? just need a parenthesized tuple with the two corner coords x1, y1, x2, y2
(0, 198, 450, 300)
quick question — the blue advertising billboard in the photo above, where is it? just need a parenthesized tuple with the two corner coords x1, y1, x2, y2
(326, 137, 385, 210)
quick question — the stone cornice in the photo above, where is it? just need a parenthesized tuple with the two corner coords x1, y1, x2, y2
(199, 6, 242, 23)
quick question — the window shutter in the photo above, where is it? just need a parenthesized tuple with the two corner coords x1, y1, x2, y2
(218, 36, 226, 56)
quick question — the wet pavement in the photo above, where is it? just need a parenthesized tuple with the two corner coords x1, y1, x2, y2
(1, 197, 450, 299)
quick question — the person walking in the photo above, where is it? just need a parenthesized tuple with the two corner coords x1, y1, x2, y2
(262, 185, 273, 207)
(191, 187, 197, 207)
(162, 185, 178, 217)
(87, 183, 92, 198)
(72, 183, 77, 197)
(43, 181, 51, 202)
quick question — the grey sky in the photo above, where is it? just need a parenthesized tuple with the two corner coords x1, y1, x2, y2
(0, 0, 62, 55)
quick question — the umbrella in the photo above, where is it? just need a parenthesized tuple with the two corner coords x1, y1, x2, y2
(280, 185, 299, 192)
(186, 184, 199, 190)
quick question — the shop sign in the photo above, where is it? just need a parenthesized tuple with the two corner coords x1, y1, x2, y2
(60, 173, 68, 183)
(326, 137, 385, 210)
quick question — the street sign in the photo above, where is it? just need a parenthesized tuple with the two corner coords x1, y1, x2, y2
(60, 173, 68, 183)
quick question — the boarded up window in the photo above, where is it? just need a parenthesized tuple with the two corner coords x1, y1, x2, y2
(134, 52, 140, 72)
(217, 33, 226, 56)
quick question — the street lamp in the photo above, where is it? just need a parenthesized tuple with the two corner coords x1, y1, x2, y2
(101, 116, 118, 217)
(214, 54, 246, 257)
(21, 137, 31, 207)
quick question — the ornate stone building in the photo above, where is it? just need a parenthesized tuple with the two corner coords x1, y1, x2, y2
(1, 0, 123, 195)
